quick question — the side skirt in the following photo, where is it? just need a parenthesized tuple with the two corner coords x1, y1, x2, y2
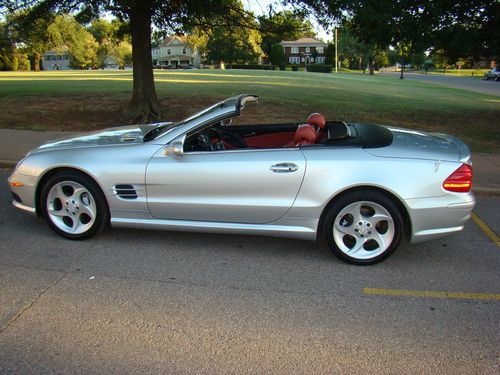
(111, 217, 317, 241)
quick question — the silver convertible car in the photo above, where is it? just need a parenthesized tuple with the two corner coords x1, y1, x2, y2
(8, 94, 475, 265)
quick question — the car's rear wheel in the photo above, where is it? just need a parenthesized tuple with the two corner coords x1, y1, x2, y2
(40, 171, 109, 240)
(495, 76, 499, 81)
(324, 190, 403, 265)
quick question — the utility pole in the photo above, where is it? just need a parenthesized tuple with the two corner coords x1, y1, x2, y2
(335, 28, 338, 73)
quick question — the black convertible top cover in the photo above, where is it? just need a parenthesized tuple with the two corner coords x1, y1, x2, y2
(322, 122, 393, 149)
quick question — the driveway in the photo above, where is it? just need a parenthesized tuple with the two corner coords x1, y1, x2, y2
(380, 71, 500, 96)
(0, 170, 499, 374)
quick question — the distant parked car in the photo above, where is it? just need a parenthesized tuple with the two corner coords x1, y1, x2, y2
(484, 67, 500, 81)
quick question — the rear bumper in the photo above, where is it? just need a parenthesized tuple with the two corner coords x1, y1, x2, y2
(407, 192, 475, 244)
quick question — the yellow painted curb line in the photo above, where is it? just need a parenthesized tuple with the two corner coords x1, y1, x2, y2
(472, 212, 500, 248)
(363, 288, 500, 301)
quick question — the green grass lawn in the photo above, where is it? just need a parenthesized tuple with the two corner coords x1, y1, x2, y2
(0, 69, 498, 152)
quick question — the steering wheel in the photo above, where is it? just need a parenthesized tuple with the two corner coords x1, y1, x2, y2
(213, 127, 248, 148)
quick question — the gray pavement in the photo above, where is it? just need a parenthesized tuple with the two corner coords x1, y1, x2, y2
(0, 171, 499, 374)
(379, 71, 500, 96)
(1, 128, 498, 195)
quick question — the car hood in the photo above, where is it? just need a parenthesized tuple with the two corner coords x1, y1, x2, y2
(31, 124, 168, 154)
(366, 126, 471, 163)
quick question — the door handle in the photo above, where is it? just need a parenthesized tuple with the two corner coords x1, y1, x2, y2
(270, 163, 299, 173)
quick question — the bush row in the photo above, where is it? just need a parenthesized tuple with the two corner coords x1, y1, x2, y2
(305, 64, 333, 73)
(226, 64, 332, 73)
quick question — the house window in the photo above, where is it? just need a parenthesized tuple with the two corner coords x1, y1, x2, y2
(289, 56, 300, 64)
(316, 57, 325, 64)
(182, 47, 187, 54)
(167, 49, 171, 55)
(291, 47, 299, 54)
(305, 47, 310, 53)
(316, 47, 324, 54)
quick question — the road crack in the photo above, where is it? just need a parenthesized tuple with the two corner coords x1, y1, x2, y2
(0, 271, 67, 334)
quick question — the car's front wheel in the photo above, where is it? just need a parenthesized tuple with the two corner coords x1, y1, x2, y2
(324, 190, 403, 265)
(40, 171, 109, 240)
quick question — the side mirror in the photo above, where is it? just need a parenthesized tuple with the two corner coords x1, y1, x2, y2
(164, 138, 184, 157)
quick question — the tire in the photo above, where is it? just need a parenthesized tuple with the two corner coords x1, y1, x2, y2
(40, 171, 109, 240)
(323, 190, 403, 265)
(485, 76, 489, 80)
(495, 76, 499, 82)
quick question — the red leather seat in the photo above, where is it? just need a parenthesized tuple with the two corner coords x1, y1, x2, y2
(307, 113, 326, 129)
(284, 124, 318, 147)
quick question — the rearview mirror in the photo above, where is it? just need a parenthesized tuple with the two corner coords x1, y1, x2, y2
(220, 118, 232, 127)
(164, 138, 184, 157)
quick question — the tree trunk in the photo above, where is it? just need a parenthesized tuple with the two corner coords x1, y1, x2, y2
(32, 52, 41, 71)
(122, 0, 161, 124)
(369, 59, 375, 75)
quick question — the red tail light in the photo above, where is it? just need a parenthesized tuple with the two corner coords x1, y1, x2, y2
(443, 164, 473, 192)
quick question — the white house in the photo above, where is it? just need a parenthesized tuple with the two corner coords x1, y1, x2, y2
(151, 35, 200, 68)
(42, 49, 71, 70)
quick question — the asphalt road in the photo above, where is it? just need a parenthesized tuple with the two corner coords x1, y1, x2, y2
(0, 170, 499, 374)
(380, 71, 500, 96)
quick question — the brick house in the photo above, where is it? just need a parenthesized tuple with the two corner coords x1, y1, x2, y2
(280, 37, 328, 65)
(151, 35, 200, 68)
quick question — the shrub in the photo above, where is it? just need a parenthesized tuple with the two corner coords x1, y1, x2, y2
(291, 65, 299, 71)
(305, 64, 333, 73)
(229, 64, 275, 70)
(279, 64, 286, 71)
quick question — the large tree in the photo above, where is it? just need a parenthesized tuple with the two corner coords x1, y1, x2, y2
(258, 10, 315, 58)
(206, 26, 263, 66)
(48, 14, 98, 69)
(298, 0, 495, 75)
(1, 0, 257, 123)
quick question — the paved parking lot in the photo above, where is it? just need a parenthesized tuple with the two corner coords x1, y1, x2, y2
(0, 170, 499, 374)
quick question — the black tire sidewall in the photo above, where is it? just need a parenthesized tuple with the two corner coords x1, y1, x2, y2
(40, 171, 109, 240)
(324, 190, 403, 265)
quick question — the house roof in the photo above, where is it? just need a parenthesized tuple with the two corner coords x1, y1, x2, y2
(280, 37, 327, 47)
(44, 46, 69, 55)
(158, 35, 188, 47)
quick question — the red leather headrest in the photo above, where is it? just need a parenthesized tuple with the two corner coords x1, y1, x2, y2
(307, 113, 326, 129)
(294, 124, 318, 143)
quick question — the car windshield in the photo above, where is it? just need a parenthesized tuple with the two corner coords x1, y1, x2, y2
(143, 101, 226, 142)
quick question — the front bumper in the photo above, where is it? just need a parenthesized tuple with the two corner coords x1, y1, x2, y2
(8, 169, 38, 215)
(407, 192, 475, 243)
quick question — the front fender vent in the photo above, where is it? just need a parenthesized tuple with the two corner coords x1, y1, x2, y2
(114, 184, 138, 200)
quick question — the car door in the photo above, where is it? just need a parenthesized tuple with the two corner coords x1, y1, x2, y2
(145, 147, 306, 224)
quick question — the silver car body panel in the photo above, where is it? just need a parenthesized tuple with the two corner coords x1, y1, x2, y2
(8, 94, 475, 244)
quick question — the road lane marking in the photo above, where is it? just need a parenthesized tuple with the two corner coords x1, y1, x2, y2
(363, 288, 500, 301)
(472, 212, 500, 248)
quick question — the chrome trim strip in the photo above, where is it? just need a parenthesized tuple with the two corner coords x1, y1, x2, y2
(12, 200, 37, 215)
(111, 217, 316, 241)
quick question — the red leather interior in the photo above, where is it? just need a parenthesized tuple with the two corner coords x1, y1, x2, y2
(294, 124, 318, 144)
(245, 131, 296, 148)
(307, 113, 326, 129)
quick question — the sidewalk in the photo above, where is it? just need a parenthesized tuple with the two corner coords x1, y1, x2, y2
(0, 128, 498, 195)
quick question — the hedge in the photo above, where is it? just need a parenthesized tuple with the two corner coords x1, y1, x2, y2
(305, 64, 333, 73)
(229, 64, 276, 70)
